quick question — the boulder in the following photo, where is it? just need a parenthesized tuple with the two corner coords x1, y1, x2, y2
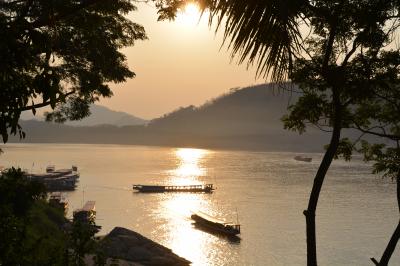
(100, 227, 191, 266)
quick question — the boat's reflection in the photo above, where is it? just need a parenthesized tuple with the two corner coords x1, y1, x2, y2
(192, 222, 241, 244)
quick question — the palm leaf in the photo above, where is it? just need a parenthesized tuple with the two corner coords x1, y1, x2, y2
(205, 0, 305, 81)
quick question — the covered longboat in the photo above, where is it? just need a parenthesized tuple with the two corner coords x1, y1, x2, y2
(191, 212, 240, 236)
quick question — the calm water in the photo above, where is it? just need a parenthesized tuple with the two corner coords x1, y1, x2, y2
(1, 143, 399, 265)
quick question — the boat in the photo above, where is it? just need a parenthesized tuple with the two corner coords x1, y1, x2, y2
(294, 155, 312, 162)
(132, 184, 214, 193)
(191, 212, 240, 236)
(73, 201, 96, 223)
(26, 165, 80, 191)
(73, 201, 101, 231)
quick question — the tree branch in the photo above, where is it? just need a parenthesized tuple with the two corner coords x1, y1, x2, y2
(19, 91, 75, 112)
(351, 123, 400, 141)
(341, 38, 359, 66)
(29, 0, 105, 29)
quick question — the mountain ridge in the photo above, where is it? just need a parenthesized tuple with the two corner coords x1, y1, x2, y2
(20, 104, 147, 127)
(11, 83, 346, 152)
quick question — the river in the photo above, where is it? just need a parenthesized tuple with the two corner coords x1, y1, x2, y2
(1, 143, 399, 265)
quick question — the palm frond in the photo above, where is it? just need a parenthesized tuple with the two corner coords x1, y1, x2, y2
(205, 0, 305, 82)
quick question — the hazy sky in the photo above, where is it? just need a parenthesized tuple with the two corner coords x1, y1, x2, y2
(99, 2, 264, 119)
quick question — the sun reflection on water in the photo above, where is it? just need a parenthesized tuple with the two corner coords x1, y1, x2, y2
(158, 148, 220, 265)
(169, 148, 208, 185)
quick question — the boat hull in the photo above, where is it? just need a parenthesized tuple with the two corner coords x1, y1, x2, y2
(191, 214, 240, 236)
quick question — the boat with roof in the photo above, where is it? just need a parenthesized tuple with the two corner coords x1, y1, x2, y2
(26, 165, 80, 191)
(191, 211, 240, 236)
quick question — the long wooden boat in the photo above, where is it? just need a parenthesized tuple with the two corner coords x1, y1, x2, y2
(191, 212, 240, 236)
(132, 184, 214, 193)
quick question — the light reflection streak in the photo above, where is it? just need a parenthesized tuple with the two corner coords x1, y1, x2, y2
(160, 148, 217, 265)
(168, 148, 208, 185)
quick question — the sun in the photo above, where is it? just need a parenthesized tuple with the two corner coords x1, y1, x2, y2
(176, 3, 201, 25)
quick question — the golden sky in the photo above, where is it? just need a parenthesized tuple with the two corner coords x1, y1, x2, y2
(99, 2, 264, 119)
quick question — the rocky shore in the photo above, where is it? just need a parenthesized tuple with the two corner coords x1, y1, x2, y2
(96, 227, 191, 265)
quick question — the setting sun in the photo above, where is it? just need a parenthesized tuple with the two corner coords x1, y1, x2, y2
(176, 3, 202, 25)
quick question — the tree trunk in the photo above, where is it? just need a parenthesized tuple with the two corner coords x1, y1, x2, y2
(304, 123, 341, 265)
(305, 93, 342, 266)
(373, 221, 400, 266)
(371, 176, 400, 265)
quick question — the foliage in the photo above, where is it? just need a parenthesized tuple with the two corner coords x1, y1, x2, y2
(0, 168, 48, 265)
(0, 168, 105, 265)
(0, 0, 147, 143)
(68, 219, 99, 265)
(22, 200, 69, 266)
(360, 142, 400, 180)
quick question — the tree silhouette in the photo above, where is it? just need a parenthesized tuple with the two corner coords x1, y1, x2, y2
(0, 0, 147, 142)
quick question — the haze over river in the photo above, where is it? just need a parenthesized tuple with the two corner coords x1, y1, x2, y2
(1, 143, 399, 265)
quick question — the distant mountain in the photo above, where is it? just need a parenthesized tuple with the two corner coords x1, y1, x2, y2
(11, 83, 362, 152)
(66, 105, 147, 127)
(148, 83, 296, 135)
(20, 104, 147, 127)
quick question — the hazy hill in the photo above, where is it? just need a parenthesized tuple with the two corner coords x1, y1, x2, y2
(11, 83, 353, 152)
(20, 104, 147, 127)
(148, 83, 296, 135)
(66, 105, 147, 126)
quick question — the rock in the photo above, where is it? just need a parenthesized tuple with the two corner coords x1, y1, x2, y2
(100, 227, 191, 265)
(126, 246, 152, 261)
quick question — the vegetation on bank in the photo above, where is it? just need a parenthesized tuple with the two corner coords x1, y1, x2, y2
(0, 168, 102, 266)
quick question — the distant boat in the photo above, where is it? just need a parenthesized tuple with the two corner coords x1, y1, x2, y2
(191, 212, 240, 236)
(294, 156, 312, 162)
(132, 184, 214, 193)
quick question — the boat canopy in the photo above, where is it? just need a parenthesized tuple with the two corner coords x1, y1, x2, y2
(74, 201, 96, 213)
(195, 211, 237, 225)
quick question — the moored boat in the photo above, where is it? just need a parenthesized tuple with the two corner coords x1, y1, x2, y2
(26, 165, 80, 191)
(73, 200, 101, 232)
(191, 212, 240, 236)
(73, 201, 96, 223)
(133, 184, 214, 193)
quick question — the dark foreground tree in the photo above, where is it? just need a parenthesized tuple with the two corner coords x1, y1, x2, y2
(349, 81, 400, 265)
(0, 168, 47, 265)
(362, 145, 400, 266)
(0, 168, 106, 265)
(155, 1, 400, 265)
(0, 0, 146, 142)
